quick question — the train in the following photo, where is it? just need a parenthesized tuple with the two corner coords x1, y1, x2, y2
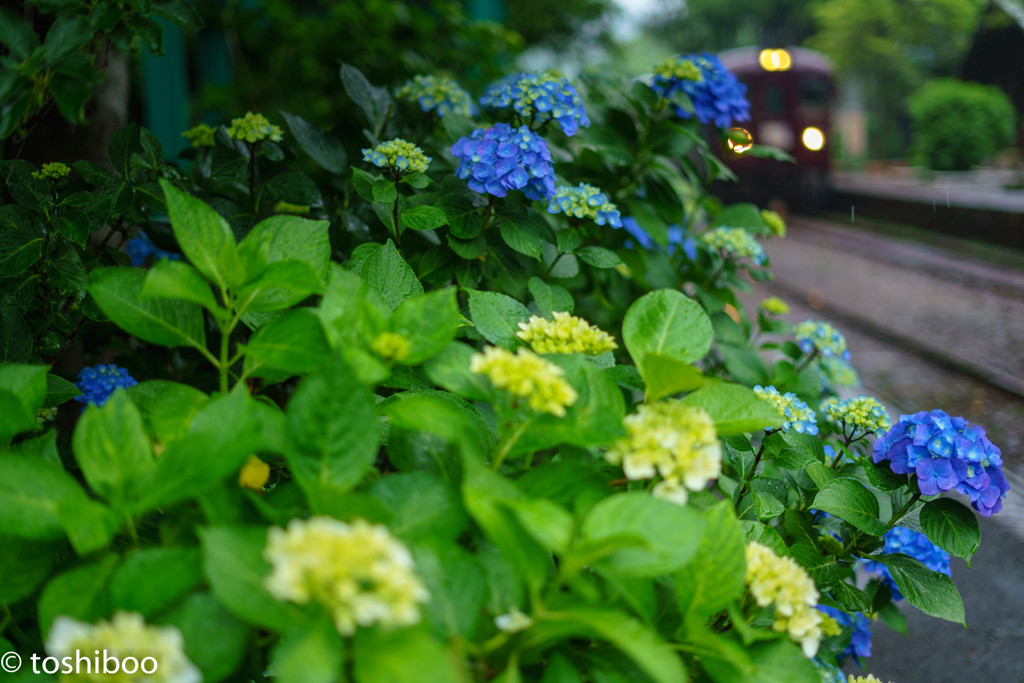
(717, 46, 835, 209)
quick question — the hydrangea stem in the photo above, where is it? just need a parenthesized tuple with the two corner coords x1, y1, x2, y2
(736, 430, 776, 502)
(492, 418, 534, 470)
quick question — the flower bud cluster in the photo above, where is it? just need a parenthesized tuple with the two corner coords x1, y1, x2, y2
(605, 402, 722, 505)
(371, 331, 412, 361)
(701, 226, 766, 264)
(761, 209, 787, 236)
(745, 541, 823, 658)
(47, 612, 200, 683)
(819, 357, 860, 390)
(32, 162, 71, 180)
(753, 385, 818, 435)
(759, 296, 789, 315)
(470, 346, 578, 417)
(480, 71, 590, 136)
(872, 409, 1008, 515)
(182, 123, 216, 148)
(849, 676, 892, 683)
(264, 517, 429, 636)
(516, 312, 617, 355)
(793, 320, 850, 361)
(362, 138, 431, 175)
(650, 53, 751, 128)
(450, 124, 556, 200)
(397, 74, 477, 118)
(861, 526, 951, 601)
(546, 183, 622, 227)
(227, 112, 283, 143)
(74, 365, 138, 407)
(816, 604, 872, 662)
(821, 396, 891, 439)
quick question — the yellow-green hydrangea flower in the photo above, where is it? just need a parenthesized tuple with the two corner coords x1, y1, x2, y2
(397, 73, 477, 118)
(264, 517, 429, 636)
(470, 346, 578, 417)
(516, 311, 617, 355)
(31, 162, 71, 181)
(227, 112, 283, 143)
(821, 395, 891, 438)
(46, 612, 200, 683)
(759, 296, 789, 315)
(701, 226, 766, 264)
(761, 209, 786, 237)
(238, 454, 270, 491)
(848, 676, 891, 683)
(745, 541, 823, 658)
(546, 183, 622, 226)
(362, 138, 431, 175)
(182, 123, 216, 148)
(372, 331, 412, 362)
(605, 402, 722, 505)
(653, 55, 702, 82)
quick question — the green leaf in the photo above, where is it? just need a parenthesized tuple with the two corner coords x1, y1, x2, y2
(579, 492, 704, 578)
(0, 309, 32, 364)
(502, 497, 575, 554)
(38, 554, 119, 639)
(133, 389, 266, 511)
(240, 215, 331, 285)
(0, 536, 60, 606)
(466, 289, 530, 348)
(281, 111, 347, 174)
(640, 353, 706, 402)
(368, 472, 466, 543)
(874, 553, 966, 624)
(72, 391, 155, 506)
(412, 543, 486, 640)
(160, 592, 249, 683)
(0, 364, 47, 440)
(919, 498, 980, 566)
(535, 609, 686, 683)
(527, 277, 573, 317)
(392, 287, 460, 365)
(285, 357, 379, 498)
(57, 496, 121, 555)
(675, 501, 746, 619)
(89, 267, 207, 349)
(422, 341, 495, 402)
(0, 455, 88, 539)
(153, 0, 205, 29)
(622, 289, 712, 381)
(141, 259, 222, 314)
(353, 625, 461, 683)
(500, 219, 544, 260)
(244, 308, 330, 376)
(111, 547, 202, 617)
(575, 246, 623, 268)
(702, 637, 818, 683)
(360, 240, 423, 310)
(201, 525, 306, 630)
(238, 260, 322, 313)
(0, 227, 44, 278)
(402, 204, 447, 231)
(44, 14, 92, 63)
(43, 373, 79, 408)
(811, 478, 888, 536)
(679, 383, 783, 435)
(160, 179, 244, 291)
(340, 63, 393, 133)
(273, 619, 344, 683)
(0, 7, 39, 59)
(372, 178, 397, 204)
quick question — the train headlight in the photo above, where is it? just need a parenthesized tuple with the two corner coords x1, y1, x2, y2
(759, 49, 792, 72)
(801, 127, 825, 151)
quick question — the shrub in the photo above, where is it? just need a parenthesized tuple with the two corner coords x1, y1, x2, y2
(909, 77, 1017, 171)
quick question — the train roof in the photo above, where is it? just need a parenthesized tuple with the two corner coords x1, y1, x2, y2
(717, 46, 833, 75)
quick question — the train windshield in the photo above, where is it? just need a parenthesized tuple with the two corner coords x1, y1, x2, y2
(801, 78, 829, 107)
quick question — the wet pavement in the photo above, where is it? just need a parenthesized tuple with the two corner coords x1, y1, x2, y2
(737, 214, 1024, 683)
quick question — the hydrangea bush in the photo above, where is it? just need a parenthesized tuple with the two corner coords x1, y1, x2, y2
(0, 43, 1004, 683)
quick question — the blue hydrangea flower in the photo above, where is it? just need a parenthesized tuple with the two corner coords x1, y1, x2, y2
(817, 605, 872, 664)
(547, 183, 621, 226)
(872, 409, 1009, 516)
(651, 53, 751, 128)
(480, 72, 590, 136)
(396, 74, 477, 118)
(793, 320, 850, 361)
(860, 526, 951, 600)
(619, 216, 654, 250)
(73, 365, 138, 407)
(126, 232, 182, 268)
(450, 124, 556, 200)
(753, 384, 818, 435)
(812, 658, 846, 683)
(618, 219, 697, 257)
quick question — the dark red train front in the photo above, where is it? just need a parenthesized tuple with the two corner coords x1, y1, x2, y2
(717, 46, 835, 209)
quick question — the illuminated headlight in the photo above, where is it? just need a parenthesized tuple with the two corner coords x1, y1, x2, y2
(802, 127, 825, 151)
(759, 49, 792, 72)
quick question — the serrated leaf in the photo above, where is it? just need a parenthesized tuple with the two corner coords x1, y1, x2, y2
(919, 498, 980, 565)
(466, 289, 530, 348)
(402, 205, 447, 231)
(679, 383, 782, 435)
(874, 553, 965, 624)
(812, 478, 887, 535)
(281, 111, 347, 174)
